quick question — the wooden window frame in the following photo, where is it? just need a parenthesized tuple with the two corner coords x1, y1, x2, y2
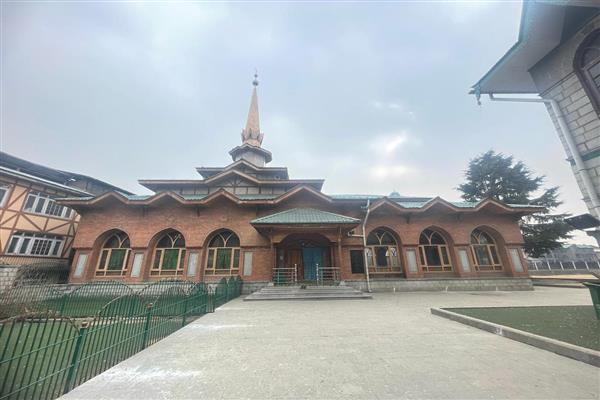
(23, 191, 73, 219)
(0, 184, 11, 207)
(574, 28, 600, 115)
(365, 228, 402, 274)
(6, 231, 65, 257)
(204, 231, 241, 276)
(470, 230, 502, 272)
(418, 229, 453, 272)
(150, 232, 186, 277)
(95, 233, 131, 277)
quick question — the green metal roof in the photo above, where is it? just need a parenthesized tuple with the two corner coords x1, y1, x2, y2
(251, 208, 360, 225)
(236, 194, 279, 200)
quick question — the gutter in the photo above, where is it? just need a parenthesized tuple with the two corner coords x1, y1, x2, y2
(487, 93, 600, 216)
(346, 199, 372, 292)
(362, 199, 372, 292)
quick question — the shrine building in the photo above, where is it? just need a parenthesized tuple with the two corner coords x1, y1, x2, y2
(60, 77, 540, 291)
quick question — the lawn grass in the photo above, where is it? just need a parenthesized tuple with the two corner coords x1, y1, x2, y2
(445, 306, 600, 351)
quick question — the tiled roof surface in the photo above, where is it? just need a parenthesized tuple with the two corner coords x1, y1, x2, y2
(236, 194, 279, 200)
(251, 208, 360, 225)
(57, 190, 543, 211)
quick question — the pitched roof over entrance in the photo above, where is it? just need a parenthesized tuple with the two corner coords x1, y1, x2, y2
(251, 208, 360, 225)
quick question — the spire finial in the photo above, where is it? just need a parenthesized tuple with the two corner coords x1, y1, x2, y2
(241, 72, 263, 147)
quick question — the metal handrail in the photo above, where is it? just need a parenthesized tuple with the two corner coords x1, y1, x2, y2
(527, 259, 600, 271)
(316, 265, 340, 285)
(272, 266, 298, 285)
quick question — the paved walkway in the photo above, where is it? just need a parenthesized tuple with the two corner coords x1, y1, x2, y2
(63, 287, 599, 399)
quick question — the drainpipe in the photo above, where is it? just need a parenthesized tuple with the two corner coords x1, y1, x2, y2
(362, 199, 372, 293)
(487, 93, 600, 215)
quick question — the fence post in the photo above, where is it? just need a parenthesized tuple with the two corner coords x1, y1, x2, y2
(182, 296, 189, 327)
(141, 303, 153, 350)
(63, 322, 88, 395)
(59, 294, 67, 316)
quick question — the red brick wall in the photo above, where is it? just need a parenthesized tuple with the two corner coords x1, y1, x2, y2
(69, 196, 528, 283)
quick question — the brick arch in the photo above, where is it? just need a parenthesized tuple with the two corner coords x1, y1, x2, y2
(365, 226, 405, 276)
(366, 226, 402, 245)
(146, 228, 187, 249)
(87, 228, 131, 280)
(471, 225, 506, 247)
(418, 225, 458, 274)
(419, 225, 455, 247)
(92, 228, 131, 250)
(202, 227, 242, 249)
(201, 228, 242, 280)
(142, 228, 188, 280)
(470, 225, 511, 274)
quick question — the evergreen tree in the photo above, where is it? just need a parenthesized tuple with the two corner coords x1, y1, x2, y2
(457, 150, 572, 257)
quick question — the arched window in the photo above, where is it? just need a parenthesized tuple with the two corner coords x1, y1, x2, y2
(151, 230, 186, 276)
(575, 30, 600, 113)
(470, 229, 502, 271)
(96, 231, 131, 276)
(419, 228, 452, 272)
(365, 228, 401, 273)
(205, 230, 240, 275)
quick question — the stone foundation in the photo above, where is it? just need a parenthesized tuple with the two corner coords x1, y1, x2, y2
(0, 266, 20, 293)
(345, 278, 533, 292)
(8, 278, 533, 296)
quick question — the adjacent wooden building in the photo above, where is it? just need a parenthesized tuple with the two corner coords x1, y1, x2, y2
(0, 152, 131, 289)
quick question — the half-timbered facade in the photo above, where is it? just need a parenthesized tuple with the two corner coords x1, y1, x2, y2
(61, 78, 540, 290)
(0, 153, 132, 269)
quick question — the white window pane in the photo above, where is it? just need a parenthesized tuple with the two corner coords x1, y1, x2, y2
(510, 248, 524, 272)
(459, 249, 470, 272)
(73, 253, 88, 277)
(187, 252, 199, 277)
(406, 249, 418, 273)
(243, 251, 253, 276)
(7, 237, 19, 253)
(130, 253, 144, 277)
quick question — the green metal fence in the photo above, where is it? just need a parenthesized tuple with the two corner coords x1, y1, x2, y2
(0, 277, 242, 400)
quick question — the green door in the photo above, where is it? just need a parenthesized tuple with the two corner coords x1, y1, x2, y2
(303, 247, 323, 281)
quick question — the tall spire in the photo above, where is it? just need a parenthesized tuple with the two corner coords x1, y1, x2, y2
(241, 72, 264, 147)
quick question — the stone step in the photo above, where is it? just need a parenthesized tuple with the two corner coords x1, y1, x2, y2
(244, 293, 372, 301)
(258, 287, 357, 293)
(244, 285, 372, 301)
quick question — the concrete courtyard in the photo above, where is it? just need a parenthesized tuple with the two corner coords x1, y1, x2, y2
(63, 287, 599, 400)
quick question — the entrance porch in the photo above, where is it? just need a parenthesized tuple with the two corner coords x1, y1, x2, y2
(250, 207, 362, 285)
(274, 233, 340, 285)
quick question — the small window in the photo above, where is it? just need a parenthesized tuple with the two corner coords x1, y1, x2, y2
(0, 184, 11, 207)
(350, 250, 365, 274)
(6, 231, 65, 257)
(23, 191, 73, 219)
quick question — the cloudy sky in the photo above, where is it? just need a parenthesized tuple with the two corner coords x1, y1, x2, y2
(1, 1, 594, 244)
